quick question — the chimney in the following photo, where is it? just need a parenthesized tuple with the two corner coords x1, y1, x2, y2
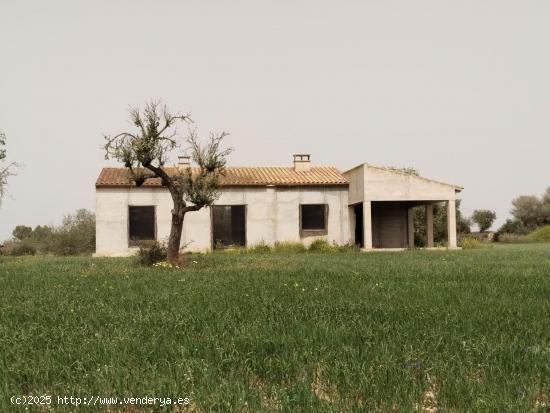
(293, 154, 311, 172)
(177, 155, 191, 171)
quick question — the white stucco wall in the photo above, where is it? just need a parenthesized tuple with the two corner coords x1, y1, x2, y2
(95, 185, 350, 256)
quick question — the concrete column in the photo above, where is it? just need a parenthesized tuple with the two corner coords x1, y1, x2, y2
(407, 206, 415, 248)
(363, 201, 373, 249)
(447, 199, 457, 248)
(425, 203, 434, 248)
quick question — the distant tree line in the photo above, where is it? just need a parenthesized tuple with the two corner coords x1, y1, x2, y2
(2, 209, 95, 256)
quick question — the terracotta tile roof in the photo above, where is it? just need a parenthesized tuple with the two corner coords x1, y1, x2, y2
(96, 166, 348, 188)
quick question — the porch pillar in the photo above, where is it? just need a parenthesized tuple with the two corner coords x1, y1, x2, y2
(407, 206, 415, 248)
(363, 201, 373, 249)
(447, 199, 457, 248)
(425, 203, 434, 247)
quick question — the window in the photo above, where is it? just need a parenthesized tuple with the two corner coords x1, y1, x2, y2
(212, 205, 246, 249)
(129, 206, 156, 245)
(300, 204, 328, 235)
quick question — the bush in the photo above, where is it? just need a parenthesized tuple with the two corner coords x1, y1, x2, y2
(48, 209, 95, 255)
(249, 242, 272, 253)
(1, 240, 37, 256)
(528, 226, 550, 243)
(497, 219, 531, 235)
(8, 209, 95, 256)
(308, 239, 338, 253)
(337, 242, 361, 253)
(459, 236, 485, 250)
(137, 241, 167, 266)
(495, 233, 531, 244)
(273, 241, 306, 253)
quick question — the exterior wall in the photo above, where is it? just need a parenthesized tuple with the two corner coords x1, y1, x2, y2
(362, 165, 457, 201)
(344, 165, 364, 205)
(95, 185, 350, 256)
(344, 164, 457, 203)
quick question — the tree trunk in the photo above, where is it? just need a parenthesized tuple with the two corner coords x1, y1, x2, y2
(167, 199, 185, 265)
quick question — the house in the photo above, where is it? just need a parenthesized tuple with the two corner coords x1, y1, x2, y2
(94, 154, 462, 256)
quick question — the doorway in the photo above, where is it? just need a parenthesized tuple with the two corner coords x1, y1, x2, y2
(353, 203, 364, 248)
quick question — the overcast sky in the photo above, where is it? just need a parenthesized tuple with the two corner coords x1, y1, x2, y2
(1, 0, 549, 239)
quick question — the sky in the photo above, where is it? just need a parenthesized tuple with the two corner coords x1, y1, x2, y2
(1, 0, 549, 239)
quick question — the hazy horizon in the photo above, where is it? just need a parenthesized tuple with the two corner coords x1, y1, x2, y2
(1, 0, 549, 239)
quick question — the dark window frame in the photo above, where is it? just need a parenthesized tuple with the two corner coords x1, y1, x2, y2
(128, 205, 157, 247)
(210, 204, 247, 249)
(300, 204, 328, 237)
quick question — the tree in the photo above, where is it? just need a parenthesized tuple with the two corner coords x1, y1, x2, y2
(511, 195, 544, 229)
(0, 131, 17, 204)
(51, 209, 96, 255)
(498, 218, 528, 235)
(471, 209, 496, 232)
(12, 225, 33, 240)
(104, 101, 231, 264)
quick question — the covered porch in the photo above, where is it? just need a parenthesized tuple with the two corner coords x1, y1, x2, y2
(344, 163, 463, 250)
(352, 200, 456, 249)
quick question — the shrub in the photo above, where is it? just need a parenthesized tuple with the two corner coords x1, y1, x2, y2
(528, 226, 550, 243)
(459, 236, 485, 250)
(273, 241, 306, 253)
(497, 219, 530, 235)
(249, 242, 272, 253)
(308, 239, 338, 253)
(137, 241, 167, 266)
(9, 209, 95, 256)
(2, 241, 37, 256)
(337, 242, 361, 253)
(495, 233, 531, 244)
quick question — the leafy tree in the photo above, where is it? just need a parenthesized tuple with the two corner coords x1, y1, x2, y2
(12, 225, 33, 240)
(8, 211, 94, 256)
(511, 195, 545, 228)
(498, 218, 529, 235)
(104, 101, 231, 264)
(32, 225, 53, 240)
(471, 209, 497, 232)
(51, 209, 96, 255)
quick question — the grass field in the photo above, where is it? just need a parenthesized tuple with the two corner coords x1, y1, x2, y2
(1, 244, 550, 412)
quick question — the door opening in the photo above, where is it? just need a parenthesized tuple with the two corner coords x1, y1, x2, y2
(353, 203, 364, 248)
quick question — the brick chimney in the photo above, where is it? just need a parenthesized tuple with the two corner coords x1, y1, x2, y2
(293, 154, 311, 172)
(177, 155, 191, 171)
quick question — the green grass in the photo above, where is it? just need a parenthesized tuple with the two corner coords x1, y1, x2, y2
(1, 244, 550, 412)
